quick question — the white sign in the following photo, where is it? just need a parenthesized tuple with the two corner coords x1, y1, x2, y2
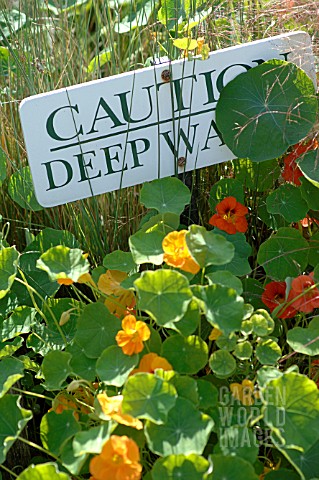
(19, 31, 316, 207)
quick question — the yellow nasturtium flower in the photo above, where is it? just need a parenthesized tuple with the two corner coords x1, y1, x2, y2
(97, 393, 143, 430)
(162, 230, 200, 274)
(230, 379, 256, 406)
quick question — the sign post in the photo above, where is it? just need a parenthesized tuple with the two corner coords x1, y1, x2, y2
(19, 31, 316, 207)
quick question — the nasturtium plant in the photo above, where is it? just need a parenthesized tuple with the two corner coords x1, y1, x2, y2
(216, 59, 318, 161)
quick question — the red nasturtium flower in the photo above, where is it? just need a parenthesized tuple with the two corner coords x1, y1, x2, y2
(261, 281, 297, 319)
(282, 139, 318, 186)
(116, 314, 151, 355)
(90, 435, 142, 480)
(209, 196, 248, 235)
(162, 230, 200, 274)
(289, 274, 319, 313)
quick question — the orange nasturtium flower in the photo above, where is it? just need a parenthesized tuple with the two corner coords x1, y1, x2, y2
(289, 274, 319, 313)
(208, 327, 222, 341)
(90, 435, 142, 480)
(209, 196, 248, 235)
(98, 270, 136, 318)
(116, 314, 151, 355)
(162, 230, 200, 274)
(130, 352, 173, 376)
(230, 379, 256, 406)
(97, 393, 143, 430)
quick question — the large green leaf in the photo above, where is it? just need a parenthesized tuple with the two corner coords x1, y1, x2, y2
(0, 306, 36, 341)
(145, 397, 214, 455)
(24, 228, 80, 253)
(0, 247, 19, 299)
(8, 167, 43, 211)
(300, 177, 319, 210)
(257, 227, 309, 280)
(152, 454, 210, 480)
(129, 230, 164, 265)
(66, 341, 97, 382)
(287, 326, 319, 356)
(261, 372, 319, 454)
(134, 270, 192, 326)
(209, 454, 259, 479)
(60, 437, 87, 475)
(266, 184, 308, 222)
(186, 225, 234, 268)
(16, 463, 71, 480)
(255, 338, 281, 365)
(0, 357, 24, 398)
(287, 439, 319, 480)
(27, 298, 80, 355)
(162, 334, 208, 374)
(193, 284, 244, 335)
(215, 60, 317, 161)
(207, 231, 251, 276)
(96, 345, 138, 386)
(206, 270, 243, 295)
(122, 372, 177, 424)
(140, 177, 191, 215)
(36, 246, 90, 283)
(217, 426, 259, 464)
(102, 250, 135, 272)
(73, 424, 112, 456)
(40, 410, 81, 456)
(0, 394, 32, 464)
(74, 303, 119, 358)
(298, 149, 319, 188)
(42, 351, 72, 390)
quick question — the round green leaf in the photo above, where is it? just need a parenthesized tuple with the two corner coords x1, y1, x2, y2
(215, 59, 317, 161)
(102, 250, 136, 272)
(74, 303, 119, 358)
(42, 351, 72, 390)
(208, 231, 251, 276)
(233, 158, 281, 192)
(266, 184, 308, 222)
(8, 166, 43, 211)
(0, 394, 32, 464)
(260, 372, 319, 454)
(122, 372, 177, 424)
(16, 463, 71, 480)
(287, 327, 319, 356)
(145, 397, 214, 455)
(152, 454, 210, 480)
(255, 339, 281, 365)
(298, 149, 319, 188)
(40, 410, 81, 456)
(209, 454, 259, 479)
(140, 177, 191, 215)
(162, 335, 208, 375)
(96, 345, 138, 386)
(134, 269, 192, 326)
(0, 357, 24, 398)
(300, 176, 319, 210)
(140, 212, 180, 234)
(186, 225, 234, 268)
(0, 305, 36, 341)
(216, 333, 237, 351)
(234, 341, 253, 360)
(209, 350, 236, 378)
(250, 310, 275, 336)
(206, 271, 243, 295)
(0, 246, 19, 299)
(287, 439, 319, 480)
(257, 227, 309, 280)
(193, 284, 244, 335)
(36, 246, 90, 283)
(73, 424, 112, 456)
(25, 228, 80, 253)
(165, 299, 200, 336)
(196, 379, 218, 410)
(217, 426, 259, 464)
(129, 230, 164, 265)
(66, 341, 97, 382)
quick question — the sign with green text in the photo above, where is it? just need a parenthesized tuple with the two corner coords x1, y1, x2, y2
(19, 31, 316, 207)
